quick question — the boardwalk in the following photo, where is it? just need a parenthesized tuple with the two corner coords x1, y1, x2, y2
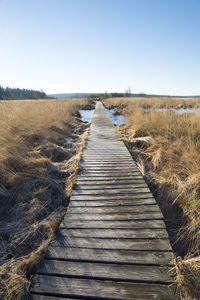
(30, 102, 179, 299)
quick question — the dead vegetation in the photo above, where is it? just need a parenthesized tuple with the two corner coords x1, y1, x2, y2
(103, 97, 200, 299)
(0, 98, 94, 299)
(103, 96, 200, 109)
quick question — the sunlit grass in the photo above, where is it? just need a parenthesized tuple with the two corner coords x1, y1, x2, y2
(0, 98, 92, 299)
(103, 96, 200, 109)
(103, 97, 200, 299)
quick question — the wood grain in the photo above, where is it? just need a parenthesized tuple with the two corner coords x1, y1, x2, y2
(30, 275, 179, 299)
(46, 246, 173, 265)
(60, 219, 166, 229)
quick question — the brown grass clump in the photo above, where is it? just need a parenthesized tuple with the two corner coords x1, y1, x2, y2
(103, 97, 200, 299)
(0, 98, 93, 299)
(175, 257, 200, 299)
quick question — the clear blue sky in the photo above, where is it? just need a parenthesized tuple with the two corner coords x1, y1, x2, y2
(0, 0, 199, 95)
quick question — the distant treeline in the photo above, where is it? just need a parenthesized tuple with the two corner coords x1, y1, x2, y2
(89, 92, 132, 99)
(0, 85, 49, 100)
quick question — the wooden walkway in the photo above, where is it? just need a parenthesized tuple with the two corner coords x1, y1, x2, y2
(30, 102, 179, 299)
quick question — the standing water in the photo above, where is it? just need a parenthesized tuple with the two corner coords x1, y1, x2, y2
(153, 108, 200, 114)
(79, 109, 95, 122)
(80, 107, 126, 126)
(106, 108, 126, 126)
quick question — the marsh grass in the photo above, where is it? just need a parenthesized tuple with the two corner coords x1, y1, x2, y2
(103, 97, 200, 299)
(103, 96, 200, 109)
(0, 98, 92, 299)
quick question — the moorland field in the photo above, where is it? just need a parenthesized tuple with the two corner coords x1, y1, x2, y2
(103, 96, 200, 300)
(0, 98, 94, 299)
(1, 96, 200, 299)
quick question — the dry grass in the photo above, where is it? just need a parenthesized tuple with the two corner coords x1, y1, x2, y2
(0, 98, 93, 299)
(103, 96, 200, 109)
(103, 97, 200, 299)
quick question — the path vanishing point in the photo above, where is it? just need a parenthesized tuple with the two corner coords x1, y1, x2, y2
(30, 102, 179, 299)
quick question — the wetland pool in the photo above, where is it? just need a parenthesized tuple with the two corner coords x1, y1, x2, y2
(148, 107, 200, 114)
(80, 108, 126, 126)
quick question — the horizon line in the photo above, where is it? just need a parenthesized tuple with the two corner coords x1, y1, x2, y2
(48, 92, 200, 98)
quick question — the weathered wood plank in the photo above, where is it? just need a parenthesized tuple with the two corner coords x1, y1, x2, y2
(77, 175, 145, 181)
(79, 172, 142, 177)
(46, 247, 173, 265)
(80, 163, 136, 166)
(83, 153, 132, 157)
(60, 219, 166, 229)
(81, 156, 135, 159)
(78, 174, 143, 179)
(82, 148, 129, 151)
(80, 168, 141, 172)
(51, 235, 172, 251)
(72, 188, 151, 195)
(76, 179, 146, 184)
(82, 159, 134, 162)
(65, 212, 163, 221)
(70, 194, 154, 201)
(74, 183, 149, 189)
(30, 275, 179, 299)
(58, 228, 168, 238)
(68, 205, 160, 214)
(70, 199, 156, 206)
(37, 259, 173, 284)
(80, 166, 139, 171)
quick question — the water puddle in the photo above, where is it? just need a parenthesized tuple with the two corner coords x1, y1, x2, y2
(106, 108, 126, 126)
(80, 109, 95, 122)
(146, 108, 200, 115)
(80, 108, 126, 126)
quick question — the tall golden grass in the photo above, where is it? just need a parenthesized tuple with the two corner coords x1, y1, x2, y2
(103, 97, 200, 299)
(104, 96, 200, 109)
(0, 98, 92, 299)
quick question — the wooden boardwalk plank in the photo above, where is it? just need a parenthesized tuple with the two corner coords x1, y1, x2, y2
(51, 235, 172, 251)
(77, 177, 145, 182)
(70, 194, 155, 201)
(46, 247, 173, 265)
(77, 175, 144, 179)
(76, 179, 146, 184)
(72, 190, 152, 196)
(81, 162, 135, 165)
(74, 183, 149, 190)
(64, 212, 164, 220)
(60, 219, 166, 229)
(79, 166, 139, 171)
(70, 198, 156, 205)
(79, 172, 142, 177)
(37, 260, 173, 284)
(69, 199, 157, 206)
(30, 276, 178, 299)
(68, 205, 160, 214)
(81, 159, 135, 163)
(30, 102, 179, 299)
(57, 228, 168, 238)
(72, 188, 151, 195)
